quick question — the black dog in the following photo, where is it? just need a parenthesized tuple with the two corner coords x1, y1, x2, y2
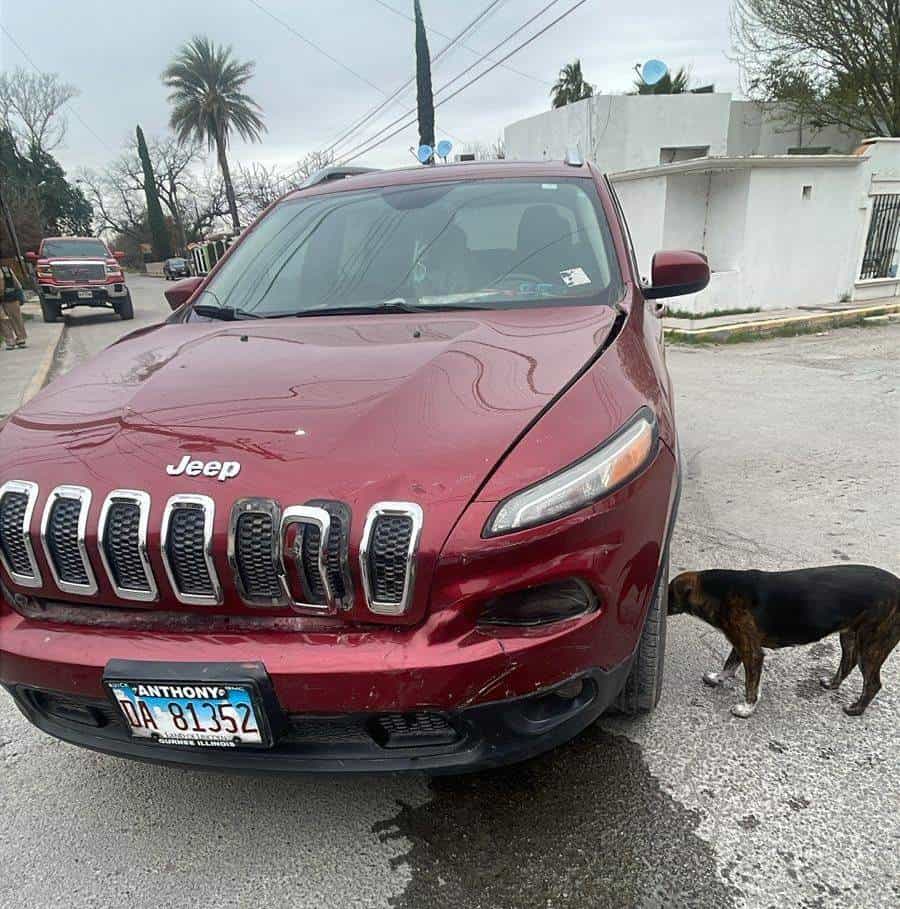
(668, 565, 900, 718)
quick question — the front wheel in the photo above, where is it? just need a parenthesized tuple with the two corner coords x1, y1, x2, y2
(612, 557, 668, 714)
(40, 297, 61, 323)
(115, 290, 134, 320)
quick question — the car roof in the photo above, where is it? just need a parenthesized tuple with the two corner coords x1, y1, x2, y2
(284, 159, 601, 201)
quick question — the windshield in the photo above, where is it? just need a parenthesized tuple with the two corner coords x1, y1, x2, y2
(168, 258, 186, 265)
(42, 238, 109, 258)
(197, 178, 621, 317)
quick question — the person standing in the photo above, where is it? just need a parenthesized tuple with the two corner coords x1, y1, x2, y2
(1, 258, 28, 350)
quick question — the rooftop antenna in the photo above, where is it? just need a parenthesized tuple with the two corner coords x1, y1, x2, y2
(436, 139, 453, 163)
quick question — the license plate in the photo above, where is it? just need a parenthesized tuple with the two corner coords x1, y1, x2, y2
(107, 680, 267, 748)
(77, 289, 93, 299)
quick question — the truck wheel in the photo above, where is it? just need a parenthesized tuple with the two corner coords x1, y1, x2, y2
(612, 557, 668, 715)
(40, 297, 61, 323)
(115, 290, 134, 320)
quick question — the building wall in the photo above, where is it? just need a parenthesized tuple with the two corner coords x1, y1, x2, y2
(505, 95, 865, 171)
(505, 93, 732, 172)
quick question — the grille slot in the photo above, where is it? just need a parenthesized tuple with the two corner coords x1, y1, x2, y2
(0, 481, 41, 586)
(359, 502, 423, 616)
(162, 496, 220, 605)
(41, 486, 96, 595)
(234, 508, 283, 602)
(301, 501, 352, 609)
(98, 491, 155, 601)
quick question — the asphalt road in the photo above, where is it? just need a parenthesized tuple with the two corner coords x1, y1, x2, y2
(1, 278, 898, 908)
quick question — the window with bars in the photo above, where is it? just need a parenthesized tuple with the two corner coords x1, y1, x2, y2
(860, 194, 900, 280)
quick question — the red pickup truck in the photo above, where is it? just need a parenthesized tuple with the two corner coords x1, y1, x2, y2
(27, 236, 132, 323)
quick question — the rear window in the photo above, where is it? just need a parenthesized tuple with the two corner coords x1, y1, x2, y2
(42, 239, 109, 258)
(201, 178, 621, 316)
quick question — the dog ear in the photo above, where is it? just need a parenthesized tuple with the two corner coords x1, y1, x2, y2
(672, 572, 700, 605)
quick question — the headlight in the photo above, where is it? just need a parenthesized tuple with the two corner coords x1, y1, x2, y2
(485, 408, 657, 536)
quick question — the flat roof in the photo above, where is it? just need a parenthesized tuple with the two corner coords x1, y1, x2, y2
(611, 154, 862, 182)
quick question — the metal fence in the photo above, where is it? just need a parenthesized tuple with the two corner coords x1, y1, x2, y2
(860, 193, 900, 280)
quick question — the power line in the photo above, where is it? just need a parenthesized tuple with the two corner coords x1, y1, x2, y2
(336, 0, 589, 166)
(323, 0, 506, 157)
(0, 23, 115, 153)
(371, 0, 550, 86)
(336, 0, 569, 166)
(246, 0, 389, 96)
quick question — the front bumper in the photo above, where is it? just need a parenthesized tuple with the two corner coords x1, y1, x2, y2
(40, 282, 128, 305)
(5, 659, 633, 774)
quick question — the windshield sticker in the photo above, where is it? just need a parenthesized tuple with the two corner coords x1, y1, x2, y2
(560, 267, 591, 287)
(541, 183, 558, 190)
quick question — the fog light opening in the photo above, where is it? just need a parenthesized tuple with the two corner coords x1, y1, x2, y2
(477, 578, 598, 627)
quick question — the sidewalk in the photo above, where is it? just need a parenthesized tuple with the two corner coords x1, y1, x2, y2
(663, 297, 900, 342)
(0, 304, 64, 419)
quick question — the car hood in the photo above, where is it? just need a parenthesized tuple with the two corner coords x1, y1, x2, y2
(1, 306, 620, 610)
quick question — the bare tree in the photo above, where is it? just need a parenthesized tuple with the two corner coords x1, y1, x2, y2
(0, 67, 79, 154)
(732, 0, 900, 137)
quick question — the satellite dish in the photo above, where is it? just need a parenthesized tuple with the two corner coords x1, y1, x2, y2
(436, 139, 453, 159)
(641, 59, 668, 86)
(417, 144, 434, 164)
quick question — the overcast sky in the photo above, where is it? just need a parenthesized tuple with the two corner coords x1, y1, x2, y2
(0, 0, 739, 175)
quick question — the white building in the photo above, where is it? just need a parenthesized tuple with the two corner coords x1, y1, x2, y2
(504, 93, 862, 171)
(505, 98, 898, 315)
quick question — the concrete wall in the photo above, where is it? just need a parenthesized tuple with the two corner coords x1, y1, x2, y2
(505, 94, 864, 170)
(505, 93, 731, 172)
(613, 158, 868, 314)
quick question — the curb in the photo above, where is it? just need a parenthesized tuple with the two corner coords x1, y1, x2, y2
(21, 323, 65, 405)
(664, 301, 900, 343)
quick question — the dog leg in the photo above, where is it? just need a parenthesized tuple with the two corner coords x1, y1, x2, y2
(844, 638, 886, 716)
(703, 647, 740, 687)
(731, 648, 764, 718)
(820, 631, 857, 690)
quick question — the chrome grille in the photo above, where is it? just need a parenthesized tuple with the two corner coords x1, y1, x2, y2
(0, 481, 41, 587)
(161, 495, 220, 605)
(41, 486, 97, 595)
(98, 491, 156, 602)
(51, 262, 105, 282)
(359, 503, 423, 616)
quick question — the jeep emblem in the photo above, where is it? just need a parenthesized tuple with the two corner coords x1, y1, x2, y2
(166, 455, 241, 482)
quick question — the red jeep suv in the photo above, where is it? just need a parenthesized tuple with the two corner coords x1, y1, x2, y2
(0, 158, 708, 772)
(27, 236, 133, 322)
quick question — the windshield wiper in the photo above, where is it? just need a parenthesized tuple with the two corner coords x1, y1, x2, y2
(281, 299, 493, 318)
(193, 303, 262, 321)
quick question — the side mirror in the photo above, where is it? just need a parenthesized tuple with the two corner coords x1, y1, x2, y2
(164, 276, 203, 311)
(25, 251, 38, 262)
(113, 250, 125, 260)
(643, 250, 710, 299)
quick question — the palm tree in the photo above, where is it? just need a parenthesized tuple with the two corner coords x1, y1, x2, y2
(551, 59, 594, 109)
(634, 66, 691, 95)
(162, 36, 265, 232)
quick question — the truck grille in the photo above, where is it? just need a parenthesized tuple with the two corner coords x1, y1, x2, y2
(1, 485, 423, 617)
(0, 490, 32, 576)
(162, 496, 219, 605)
(359, 503, 423, 616)
(51, 263, 105, 282)
(234, 509, 282, 601)
(98, 491, 155, 601)
(41, 486, 97, 595)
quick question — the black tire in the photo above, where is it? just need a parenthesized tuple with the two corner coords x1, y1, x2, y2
(115, 290, 134, 320)
(40, 297, 61, 323)
(613, 557, 668, 714)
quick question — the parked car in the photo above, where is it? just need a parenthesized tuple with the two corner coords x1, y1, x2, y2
(26, 236, 132, 322)
(163, 257, 191, 280)
(0, 157, 708, 773)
